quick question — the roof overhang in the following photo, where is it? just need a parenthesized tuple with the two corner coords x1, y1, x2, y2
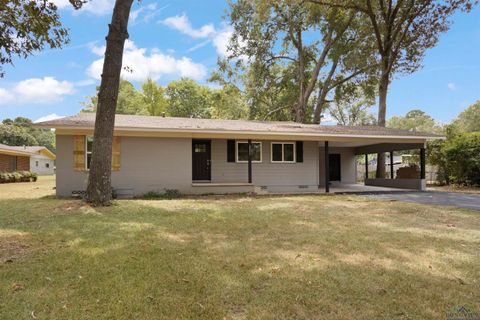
(52, 126, 441, 144)
(0, 149, 33, 157)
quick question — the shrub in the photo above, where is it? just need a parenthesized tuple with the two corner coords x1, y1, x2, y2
(0, 171, 37, 183)
(443, 132, 480, 186)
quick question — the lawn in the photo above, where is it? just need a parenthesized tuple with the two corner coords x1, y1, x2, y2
(0, 177, 479, 319)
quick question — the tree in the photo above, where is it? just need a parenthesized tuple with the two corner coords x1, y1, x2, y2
(311, 0, 475, 177)
(85, 0, 135, 206)
(452, 100, 480, 133)
(0, 124, 38, 146)
(165, 78, 213, 118)
(227, 0, 376, 123)
(387, 109, 443, 133)
(0, 0, 72, 77)
(141, 78, 168, 116)
(82, 79, 146, 115)
(328, 88, 376, 125)
(0, 117, 55, 151)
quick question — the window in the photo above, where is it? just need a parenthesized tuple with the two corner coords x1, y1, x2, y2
(86, 136, 93, 170)
(236, 141, 262, 162)
(45, 163, 50, 168)
(271, 142, 295, 163)
(35, 161, 39, 167)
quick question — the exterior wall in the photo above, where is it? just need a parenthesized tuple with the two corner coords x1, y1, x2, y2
(16, 156, 30, 171)
(56, 135, 193, 197)
(0, 154, 16, 172)
(211, 139, 320, 193)
(318, 146, 357, 187)
(55, 135, 360, 196)
(30, 155, 55, 175)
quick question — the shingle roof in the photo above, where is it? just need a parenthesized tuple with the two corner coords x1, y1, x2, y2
(35, 113, 442, 138)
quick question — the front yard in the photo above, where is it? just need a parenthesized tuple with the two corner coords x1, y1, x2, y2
(0, 177, 479, 319)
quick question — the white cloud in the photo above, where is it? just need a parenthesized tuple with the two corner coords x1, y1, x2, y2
(212, 27, 233, 58)
(447, 82, 457, 91)
(87, 40, 207, 82)
(131, 3, 169, 25)
(52, 0, 114, 16)
(0, 77, 75, 105)
(0, 88, 14, 104)
(161, 13, 215, 38)
(34, 113, 65, 123)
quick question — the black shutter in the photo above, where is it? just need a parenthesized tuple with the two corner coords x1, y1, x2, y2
(296, 141, 303, 163)
(227, 140, 236, 162)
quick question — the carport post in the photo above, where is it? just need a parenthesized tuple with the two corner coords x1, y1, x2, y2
(420, 147, 426, 179)
(390, 151, 394, 179)
(248, 139, 252, 183)
(365, 154, 368, 180)
(325, 141, 329, 193)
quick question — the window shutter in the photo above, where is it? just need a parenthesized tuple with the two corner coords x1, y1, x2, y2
(227, 140, 235, 162)
(296, 141, 303, 163)
(73, 136, 86, 171)
(112, 136, 121, 171)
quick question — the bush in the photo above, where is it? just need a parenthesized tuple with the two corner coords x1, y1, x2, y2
(138, 189, 182, 200)
(443, 132, 480, 186)
(0, 171, 37, 183)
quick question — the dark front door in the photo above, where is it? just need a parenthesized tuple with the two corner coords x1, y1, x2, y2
(192, 140, 211, 181)
(329, 154, 341, 181)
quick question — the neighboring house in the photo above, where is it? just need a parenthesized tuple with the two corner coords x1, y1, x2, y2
(36, 113, 440, 197)
(0, 143, 56, 175)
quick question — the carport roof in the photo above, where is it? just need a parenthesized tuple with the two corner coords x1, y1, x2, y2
(36, 113, 442, 140)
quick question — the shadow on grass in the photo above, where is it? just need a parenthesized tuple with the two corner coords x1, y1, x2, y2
(0, 196, 479, 319)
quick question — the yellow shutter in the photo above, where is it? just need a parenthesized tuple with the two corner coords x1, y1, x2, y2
(73, 136, 86, 171)
(112, 136, 121, 171)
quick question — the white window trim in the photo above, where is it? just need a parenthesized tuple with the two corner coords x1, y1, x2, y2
(236, 141, 262, 163)
(271, 142, 296, 163)
(86, 136, 93, 170)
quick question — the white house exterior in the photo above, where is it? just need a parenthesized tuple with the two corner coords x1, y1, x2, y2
(36, 113, 441, 197)
(0, 144, 55, 175)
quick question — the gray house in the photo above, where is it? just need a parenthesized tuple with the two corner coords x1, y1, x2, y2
(36, 113, 440, 197)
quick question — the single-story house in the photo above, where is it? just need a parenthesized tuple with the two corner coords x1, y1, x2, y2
(0, 143, 56, 175)
(36, 113, 441, 197)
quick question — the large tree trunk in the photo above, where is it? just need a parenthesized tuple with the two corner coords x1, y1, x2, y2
(375, 61, 389, 178)
(86, 0, 134, 206)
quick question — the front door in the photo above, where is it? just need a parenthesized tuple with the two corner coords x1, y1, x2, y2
(329, 154, 341, 181)
(192, 140, 211, 181)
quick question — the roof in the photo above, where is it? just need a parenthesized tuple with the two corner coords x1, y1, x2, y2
(35, 113, 442, 140)
(0, 143, 56, 160)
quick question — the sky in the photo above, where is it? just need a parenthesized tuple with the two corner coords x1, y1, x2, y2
(0, 0, 479, 124)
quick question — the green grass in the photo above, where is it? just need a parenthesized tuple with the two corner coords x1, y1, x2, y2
(0, 179, 479, 319)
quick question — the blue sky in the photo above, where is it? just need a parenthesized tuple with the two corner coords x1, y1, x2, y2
(0, 0, 479, 124)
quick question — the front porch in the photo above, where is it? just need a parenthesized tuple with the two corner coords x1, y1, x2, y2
(190, 139, 427, 194)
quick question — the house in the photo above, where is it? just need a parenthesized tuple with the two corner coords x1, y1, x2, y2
(0, 143, 56, 175)
(35, 113, 441, 197)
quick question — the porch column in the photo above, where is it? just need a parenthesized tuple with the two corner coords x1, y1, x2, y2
(248, 139, 252, 183)
(390, 151, 394, 179)
(420, 147, 426, 179)
(365, 154, 368, 180)
(325, 141, 329, 193)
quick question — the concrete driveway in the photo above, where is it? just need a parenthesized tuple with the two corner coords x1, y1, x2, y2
(362, 191, 480, 210)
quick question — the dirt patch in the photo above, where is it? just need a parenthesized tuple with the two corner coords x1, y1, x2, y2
(0, 234, 31, 263)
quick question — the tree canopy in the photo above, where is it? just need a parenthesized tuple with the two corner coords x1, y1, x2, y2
(387, 109, 443, 134)
(0, 0, 72, 77)
(452, 100, 480, 133)
(0, 117, 55, 151)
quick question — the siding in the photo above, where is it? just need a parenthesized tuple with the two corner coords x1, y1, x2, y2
(55, 135, 357, 196)
(211, 140, 319, 188)
(318, 146, 356, 186)
(30, 155, 55, 175)
(56, 135, 192, 196)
